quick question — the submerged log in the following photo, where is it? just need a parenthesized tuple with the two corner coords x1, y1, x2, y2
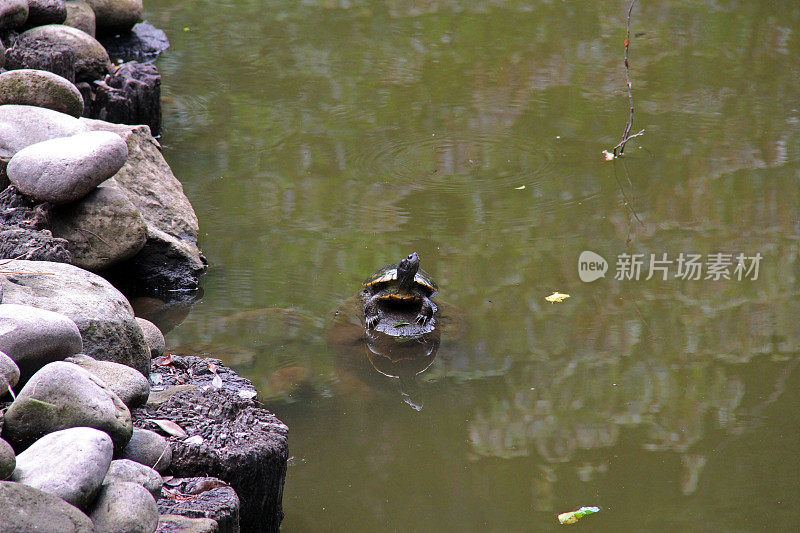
(133, 356, 288, 533)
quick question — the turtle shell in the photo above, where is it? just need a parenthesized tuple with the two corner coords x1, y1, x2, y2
(363, 264, 438, 297)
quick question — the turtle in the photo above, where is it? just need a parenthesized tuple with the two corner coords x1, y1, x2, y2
(362, 252, 438, 329)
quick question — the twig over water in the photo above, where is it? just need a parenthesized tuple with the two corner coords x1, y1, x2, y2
(607, 0, 645, 159)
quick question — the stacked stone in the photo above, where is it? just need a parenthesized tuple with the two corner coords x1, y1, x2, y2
(1, 0, 167, 135)
(0, 2, 287, 531)
(0, 283, 175, 531)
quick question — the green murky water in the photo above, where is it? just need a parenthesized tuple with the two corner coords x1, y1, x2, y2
(143, 1, 800, 530)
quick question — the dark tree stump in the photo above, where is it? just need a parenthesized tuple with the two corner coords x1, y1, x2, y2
(91, 61, 161, 136)
(159, 477, 240, 533)
(4, 39, 77, 83)
(132, 356, 288, 533)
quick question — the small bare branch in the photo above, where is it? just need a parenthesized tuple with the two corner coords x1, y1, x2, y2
(608, 0, 644, 159)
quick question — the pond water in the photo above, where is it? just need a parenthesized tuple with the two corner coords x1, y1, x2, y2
(143, 1, 800, 530)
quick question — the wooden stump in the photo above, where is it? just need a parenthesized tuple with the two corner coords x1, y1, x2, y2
(159, 477, 240, 533)
(133, 356, 288, 533)
(91, 61, 162, 136)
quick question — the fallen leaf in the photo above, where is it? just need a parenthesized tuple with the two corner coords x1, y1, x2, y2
(394, 322, 411, 327)
(208, 362, 217, 373)
(148, 419, 188, 438)
(211, 374, 223, 389)
(184, 435, 204, 445)
(545, 292, 571, 304)
(558, 506, 600, 525)
(238, 389, 257, 399)
(154, 352, 174, 366)
(186, 478, 228, 494)
(602, 150, 615, 161)
(515, 185, 526, 190)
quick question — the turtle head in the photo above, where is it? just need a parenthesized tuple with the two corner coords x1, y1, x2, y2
(397, 252, 420, 290)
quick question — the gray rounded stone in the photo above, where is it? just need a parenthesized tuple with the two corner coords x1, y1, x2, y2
(51, 183, 148, 270)
(0, 438, 15, 480)
(0, 0, 28, 30)
(0, 260, 151, 376)
(103, 458, 162, 499)
(89, 481, 158, 533)
(7, 130, 129, 204)
(158, 515, 220, 533)
(65, 0, 96, 36)
(0, 303, 82, 385)
(0, 350, 21, 398)
(11, 427, 114, 510)
(27, 0, 68, 26)
(65, 353, 149, 407)
(0, 480, 95, 532)
(80, 120, 206, 291)
(0, 68, 84, 117)
(20, 24, 110, 81)
(120, 427, 172, 473)
(3, 361, 132, 451)
(0, 104, 87, 160)
(84, 0, 142, 34)
(136, 317, 166, 359)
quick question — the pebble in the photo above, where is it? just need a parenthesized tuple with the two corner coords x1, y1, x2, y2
(0, 350, 21, 398)
(0, 438, 15, 480)
(3, 361, 132, 451)
(0, 68, 84, 117)
(0, 0, 28, 30)
(157, 514, 220, 533)
(0, 104, 87, 160)
(103, 458, 163, 500)
(51, 182, 148, 270)
(120, 427, 172, 473)
(0, 303, 82, 385)
(27, 0, 68, 26)
(65, 353, 150, 407)
(89, 481, 159, 533)
(137, 317, 167, 359)
(7, 130, 129, 204)
(0, 260, 152, 376)
(64, 0, 96, 36)
(11, 427, 114, 510)
(84, 0, 142, 34)
(20, 24, 111, 81)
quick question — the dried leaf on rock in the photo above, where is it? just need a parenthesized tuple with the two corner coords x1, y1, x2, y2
(148, 418, 189, 438)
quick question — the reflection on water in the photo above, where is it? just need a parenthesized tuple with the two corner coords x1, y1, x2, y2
(147, 0, 800, 530)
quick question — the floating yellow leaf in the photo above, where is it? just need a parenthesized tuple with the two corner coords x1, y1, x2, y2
(515, 185, 526, 190)
(558, 506, 600, 525)
(545, 292, 570, 304)
(602, 150, 615, 161)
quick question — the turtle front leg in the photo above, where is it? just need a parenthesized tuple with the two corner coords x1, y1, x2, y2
(364, 294, 382, 328)
(416, 297, 437, 325)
